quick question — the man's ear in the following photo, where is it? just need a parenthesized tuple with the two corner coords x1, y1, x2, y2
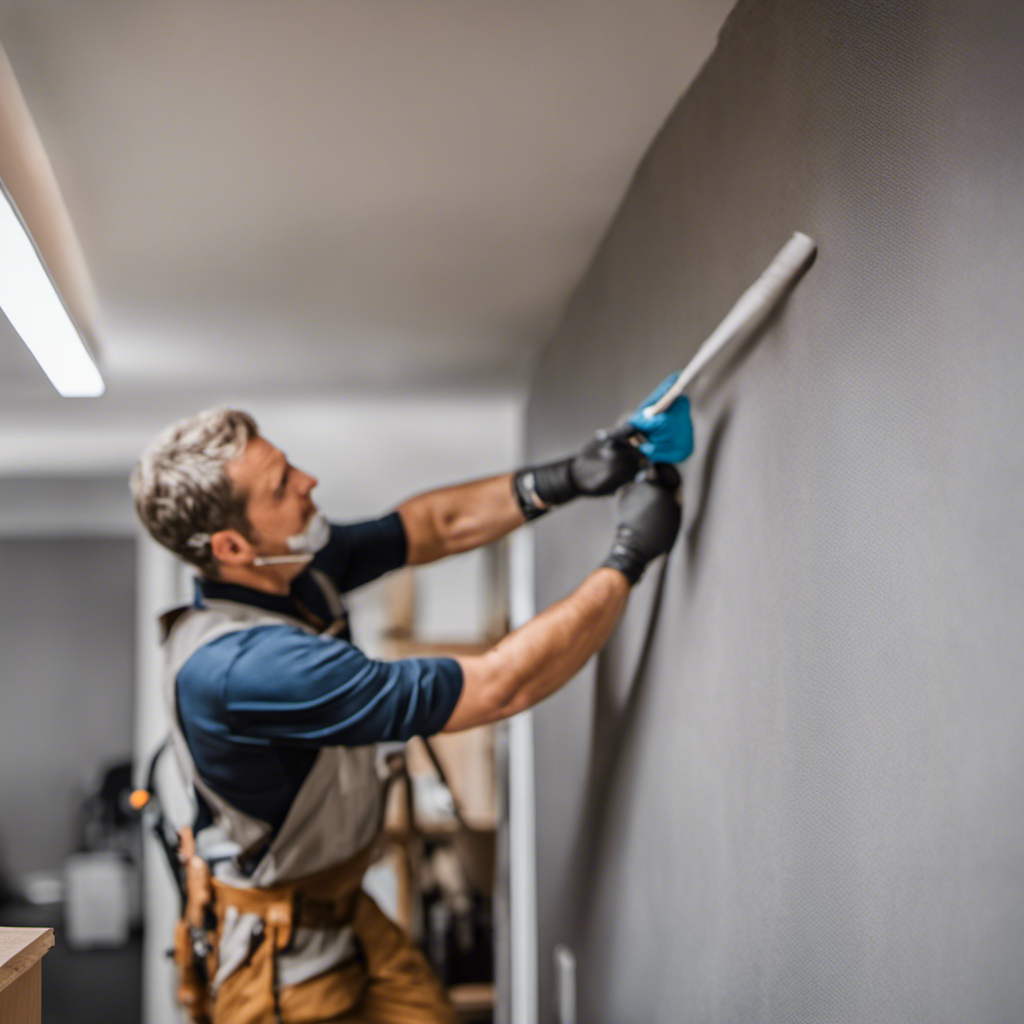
(209, 529, 256, 567)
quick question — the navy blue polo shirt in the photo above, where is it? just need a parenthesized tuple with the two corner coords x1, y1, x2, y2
(175, 513, 463, 832)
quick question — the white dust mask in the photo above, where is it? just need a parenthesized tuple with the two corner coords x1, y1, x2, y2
(252, 511, 330, 566)
(286, 510, 331, 555)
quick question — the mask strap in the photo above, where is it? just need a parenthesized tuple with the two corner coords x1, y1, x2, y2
(251, 553, 314, 566)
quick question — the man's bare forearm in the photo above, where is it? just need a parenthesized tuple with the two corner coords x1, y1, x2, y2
(397, 472, 525, 565)
(443, 568, 630, 732)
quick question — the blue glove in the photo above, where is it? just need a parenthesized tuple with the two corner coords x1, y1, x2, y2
(627, 372, 694, 464)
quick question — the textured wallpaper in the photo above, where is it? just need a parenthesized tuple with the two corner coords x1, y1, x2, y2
(525, 1, 1024, 1021)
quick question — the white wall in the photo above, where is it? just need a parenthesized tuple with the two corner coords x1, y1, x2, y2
(134, 533, 191, 1024)
(252, 393, 523, 518)
(0, 475, 135, 534)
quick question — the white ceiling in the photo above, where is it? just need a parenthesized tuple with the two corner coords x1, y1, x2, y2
(0, 0, 733, 472)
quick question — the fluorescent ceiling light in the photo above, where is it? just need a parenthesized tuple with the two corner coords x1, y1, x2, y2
(0, 178, 104, 396)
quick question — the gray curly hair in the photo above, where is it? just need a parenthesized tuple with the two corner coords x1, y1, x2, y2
(130, 408, 259, 576)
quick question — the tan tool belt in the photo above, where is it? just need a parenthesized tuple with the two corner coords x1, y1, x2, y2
(173, 828, 375, 1024)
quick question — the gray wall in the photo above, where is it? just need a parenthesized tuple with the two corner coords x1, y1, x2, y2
(0, 536, 136, 884)
(0, 476, 138, 535)
(526, 1, 1024, 1021)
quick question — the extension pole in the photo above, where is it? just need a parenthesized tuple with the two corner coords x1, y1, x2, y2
(643, 231, 817, 416)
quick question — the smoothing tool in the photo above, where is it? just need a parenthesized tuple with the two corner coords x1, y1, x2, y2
(618, 232, 817, 461)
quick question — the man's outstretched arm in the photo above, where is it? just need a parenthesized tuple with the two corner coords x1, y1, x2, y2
(444, 567, 629, 730)
(442, 464, 682, 732)
(397, 472, 525, 566)
(397, 434, 647, 565)
(397, 385, 694, 566)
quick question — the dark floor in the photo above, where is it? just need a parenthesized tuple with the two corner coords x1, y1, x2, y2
(0, 899, 142, 1024)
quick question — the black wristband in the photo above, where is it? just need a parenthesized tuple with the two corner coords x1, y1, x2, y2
(512, 470, 549, 520)
(512, 458, 579, 520)
(600, 536, 648, 586)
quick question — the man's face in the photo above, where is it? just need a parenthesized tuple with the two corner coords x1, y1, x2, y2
(224, 435, 319, 559)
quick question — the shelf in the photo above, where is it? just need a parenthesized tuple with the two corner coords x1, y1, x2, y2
(0, 927, 54, 1024)
(383, 821, 496, 841)
(449, 981, 494, 1016)
(0, 928, 53, 996)
(384, 637, 496, 659)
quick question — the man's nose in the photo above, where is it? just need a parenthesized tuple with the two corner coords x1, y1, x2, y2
(298, 469, 318, 494)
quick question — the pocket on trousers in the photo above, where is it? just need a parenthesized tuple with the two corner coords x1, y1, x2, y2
(276, 956, 368, 1023)
(213, 924, 277, 1024)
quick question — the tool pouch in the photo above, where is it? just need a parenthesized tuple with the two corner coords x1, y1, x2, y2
(210, 850, 375, 1024)
(173, 827, 217, 1024)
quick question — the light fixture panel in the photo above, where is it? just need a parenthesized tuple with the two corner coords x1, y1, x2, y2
(0, 178, 104, 397)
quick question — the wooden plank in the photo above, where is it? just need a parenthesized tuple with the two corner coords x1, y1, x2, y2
(0, 959, 42, 1024)
(0, 928, 54, 995)
(384, 638, 494, 659)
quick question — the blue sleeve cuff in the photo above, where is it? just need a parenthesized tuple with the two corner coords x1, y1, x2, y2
(313, 511, 408, 592)
(415, 656, 463, 736)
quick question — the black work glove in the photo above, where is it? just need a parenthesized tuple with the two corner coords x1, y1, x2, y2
(512, 432, 647, 521)
(600, 463, 682, 585)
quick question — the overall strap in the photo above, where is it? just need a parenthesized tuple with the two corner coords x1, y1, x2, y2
(301, 568, 350, 637)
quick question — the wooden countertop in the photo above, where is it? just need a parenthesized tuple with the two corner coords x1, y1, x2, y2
(0, 928, 54, 995)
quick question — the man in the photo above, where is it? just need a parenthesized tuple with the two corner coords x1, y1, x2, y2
(131, 389, 690, 1024)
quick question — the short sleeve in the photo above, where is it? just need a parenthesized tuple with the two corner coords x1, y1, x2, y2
(312, 512, 408, 592)
(223, 625, 462, 745)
